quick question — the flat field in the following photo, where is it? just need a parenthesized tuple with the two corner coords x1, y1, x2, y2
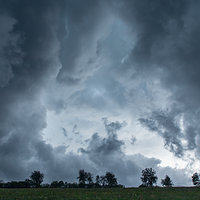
(0, 187, 199, 200)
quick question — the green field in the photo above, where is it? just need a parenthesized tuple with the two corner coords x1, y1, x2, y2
(0, 187, 199, 200)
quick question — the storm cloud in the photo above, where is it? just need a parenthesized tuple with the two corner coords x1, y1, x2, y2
(0, 0, 108, 181)
(108, 0, 200, 161)
(0, 0, 199, 186)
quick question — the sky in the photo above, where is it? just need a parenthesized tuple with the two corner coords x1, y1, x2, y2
(0, 0, 200, 187)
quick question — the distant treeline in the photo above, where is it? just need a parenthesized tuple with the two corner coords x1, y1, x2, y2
(1, 168, 199, 188)
(0, 170, 124, 189)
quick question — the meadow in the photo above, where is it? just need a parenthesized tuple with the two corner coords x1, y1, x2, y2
(0, 187, 200, 200)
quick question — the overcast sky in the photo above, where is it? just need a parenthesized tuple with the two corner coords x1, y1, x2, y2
(0, 0, 200, 186)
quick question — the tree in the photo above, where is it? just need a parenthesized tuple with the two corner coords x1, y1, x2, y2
(161, 175, 173, 187)
(86, 172, 93, 187)
(192, 172, 200, 185)
(50, 181, 59, 188)
(58, 181, 65, 188)
(77, 169, 87, 187)
(100, 175, 106, 187)
(30, 171, 44, 187)
(24, 179, 32, 188)
(95, 175, 101, 187)
(105, 172, 118, 187)
(50, 180, 65, 188)
(141, 168, 157, 187)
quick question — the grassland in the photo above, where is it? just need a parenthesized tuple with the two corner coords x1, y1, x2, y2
(0, 187, 200, 200)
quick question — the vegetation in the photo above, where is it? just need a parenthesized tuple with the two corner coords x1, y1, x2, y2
(161, 175, 173, 187)
(0, 187, 200, 200)
(192, 172, 200, 185)
(104, 172, 118, 187)
(0, 170, 122, 189)
(140, 168, 158, 187)
(30, 171, 44, 188)
(76, 170, 120, 188)
(1, 168, 200, 190)
(1, 168, 200, 199)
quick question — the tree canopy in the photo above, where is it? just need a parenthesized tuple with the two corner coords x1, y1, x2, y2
(105, 172, 118, 187)
(140, 168, 158, 187)
(30, 171, 44, 188)
(161, 175, 173, 187)
(192, 173, 200, 186)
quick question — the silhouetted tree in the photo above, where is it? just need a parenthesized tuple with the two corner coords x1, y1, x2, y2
(77, 169, 87, 187)
(3, 181, 32, 188)
(161, 175, 173, 187)
(68, 182, 79, 188)
(141, 168, 157, 187)
(95, 175, 101, 187)
(25, 179, 32, 187)
(41, 183, 50, 188)
(100, 175, 106, 187)
(50, 180, 65, 188)
(64, 182, 68, 188)
(105, 172, 118, 187)
(0, 169, 123, 189)
(86, 172, 93, 187)
(58, 181, 65, 188)
(192, 172, 200, 185)
(30, 171, 44, 187)
(0, 180, 3, 188)
(50, 181, 59, 188)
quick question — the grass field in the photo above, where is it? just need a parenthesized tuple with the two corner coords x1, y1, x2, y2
(0, 187, 200, 200)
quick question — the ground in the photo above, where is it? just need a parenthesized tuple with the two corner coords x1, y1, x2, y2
(0, 187, 199, 200)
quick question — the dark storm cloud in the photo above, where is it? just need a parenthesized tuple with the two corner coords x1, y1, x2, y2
(56, 0, 108, 85)
(102, 117, 126, 135)
(80, 130, 124, 158)
(110, 0, 200, 159)
(0, 0, 62, 180)
(0, 0, 108, 181)
(139, 109, 184, 157)
(139, 107, 200, 158)
(113, 0, 188, 69)
(0, 15, 18, 88)
(80, 119, 125, 161)
(0, 0, 198, 186)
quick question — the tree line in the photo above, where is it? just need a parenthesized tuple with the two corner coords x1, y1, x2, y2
(140, 169, 200, 187)
(139, 168, 173, 187)
(0, 168, 199, 188)
(0, 170, 123, 189)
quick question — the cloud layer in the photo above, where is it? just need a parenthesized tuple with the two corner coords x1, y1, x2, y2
(0, 0, 199, 187)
